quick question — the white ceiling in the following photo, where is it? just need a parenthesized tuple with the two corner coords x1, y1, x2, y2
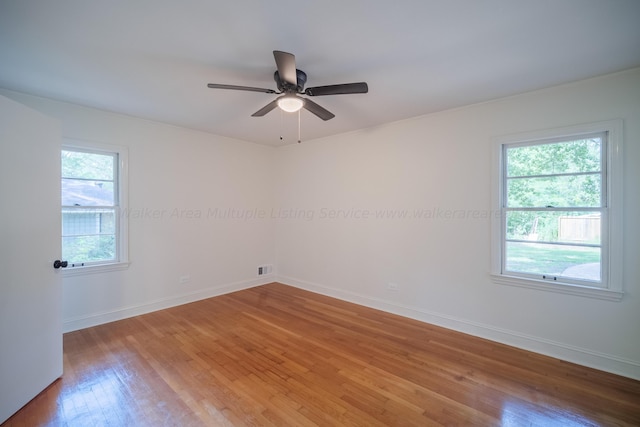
(1, 1, 639, 146)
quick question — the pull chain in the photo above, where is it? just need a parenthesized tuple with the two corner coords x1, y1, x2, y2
(297, 109, 301, 143)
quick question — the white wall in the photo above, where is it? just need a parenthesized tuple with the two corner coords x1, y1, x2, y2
(274, 69, 640, 379)
(2, 69, 638, 379)
(0, 90, 277, 332)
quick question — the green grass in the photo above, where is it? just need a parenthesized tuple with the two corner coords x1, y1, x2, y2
(506, 242, 600, 276)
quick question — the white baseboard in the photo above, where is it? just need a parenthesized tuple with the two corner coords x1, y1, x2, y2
(62, 277, 271, 333)
(277, 275, 640, 381)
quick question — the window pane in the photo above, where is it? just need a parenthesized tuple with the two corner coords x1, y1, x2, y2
(506, 211, 600, 245)
(506, 174, 601, 208)
(62, 209, 115, 236)
(62, 235, 116, 263)
(62, 178, 114, 206)
(61, 146, 123, 267)
(506, 138, 601, 177)
(62, 150, 114, 180)
(505, 241, 601, 282)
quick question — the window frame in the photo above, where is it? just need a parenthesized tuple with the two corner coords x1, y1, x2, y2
(490, 120, 623, 301)
(61, 139, 129, 275)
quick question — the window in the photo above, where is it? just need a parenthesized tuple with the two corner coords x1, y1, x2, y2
(491, 121, 623, 300)
(61, 141, 128, 272)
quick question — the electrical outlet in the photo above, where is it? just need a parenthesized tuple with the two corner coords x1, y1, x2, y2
(387, 282, 399, 291)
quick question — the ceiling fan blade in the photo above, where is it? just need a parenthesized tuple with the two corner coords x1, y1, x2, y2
(251, 99, 279, 117)
(273, 51, 297, 86)
(304, 82, 368, 96)
(303, 98, 335, 121)
(207, 83, 276, 94)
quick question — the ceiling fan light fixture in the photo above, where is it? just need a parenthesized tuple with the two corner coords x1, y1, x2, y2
(277, 95, 304, 113)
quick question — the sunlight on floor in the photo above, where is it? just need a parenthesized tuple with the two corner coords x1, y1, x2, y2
(501, 399, 599, 427)
(58, 365, 128, 423)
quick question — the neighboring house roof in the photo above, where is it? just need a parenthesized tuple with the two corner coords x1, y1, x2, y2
(62, 179, 113, 206)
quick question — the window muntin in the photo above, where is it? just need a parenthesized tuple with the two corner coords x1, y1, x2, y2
(61, 149, 119, 267)
(502, 133, 606, 286)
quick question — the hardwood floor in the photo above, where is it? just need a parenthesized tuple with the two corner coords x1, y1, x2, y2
(4, 282, 639, 426)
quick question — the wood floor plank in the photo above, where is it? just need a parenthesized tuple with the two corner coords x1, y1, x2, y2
(3, 282, 639, 426)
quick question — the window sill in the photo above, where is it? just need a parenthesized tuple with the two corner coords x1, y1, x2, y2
(61, 261, 130, 277)
(490, 273, 623, 302)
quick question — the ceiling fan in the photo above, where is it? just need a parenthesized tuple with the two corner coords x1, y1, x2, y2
(207, 51, 368, 121)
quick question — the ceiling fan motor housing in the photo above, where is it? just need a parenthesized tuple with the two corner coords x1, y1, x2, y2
(274, 69, 307, 93)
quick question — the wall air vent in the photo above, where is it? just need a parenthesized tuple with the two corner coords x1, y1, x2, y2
(257, 264, 273, 276)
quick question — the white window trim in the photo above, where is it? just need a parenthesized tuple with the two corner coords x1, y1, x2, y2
(61, 138, 129, 275)
(490, 120, 623, 301)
